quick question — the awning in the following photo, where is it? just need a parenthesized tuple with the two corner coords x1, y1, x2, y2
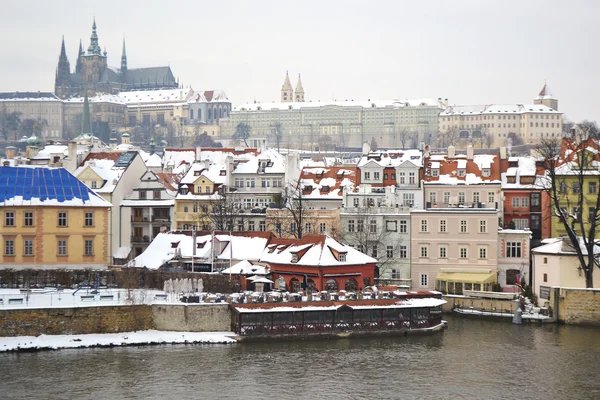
(435, 271, 496, 284)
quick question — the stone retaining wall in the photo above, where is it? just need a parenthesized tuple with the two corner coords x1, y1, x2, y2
(0, 305, 153, 337)
(152, 304, 232, 332)
(442, 295, 517, 314)
(551, 287, 600, 325)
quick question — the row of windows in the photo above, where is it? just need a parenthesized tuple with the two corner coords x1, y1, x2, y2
(347, 219, 408, 233)
(3, 237, 94, 256)
(559, 181, 597, 195)
(349, 244, 409, 259)
(350, 193, 415, 208)
(234, 178, 283, 188)
(4, 211, 94, 227)
(428, 191, 495, 205)
(443, 114, 560, 122)
(420, 219, 488, 233)
(419, 245, 488, 259)
(138, 190, 162, 200)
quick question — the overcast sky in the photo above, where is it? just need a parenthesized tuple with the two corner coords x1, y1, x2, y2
(1, 0, 597, 122)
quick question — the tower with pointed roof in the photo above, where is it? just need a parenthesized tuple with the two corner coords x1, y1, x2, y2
(80, 18, 108, 96)
(533, 82, 558, 111)
(75, 39, 84, 74)
(55, 36, 72, 98)
(120, 38, 128, 79)
(294, 74, 305, 102)
(281, 71, 294, 103)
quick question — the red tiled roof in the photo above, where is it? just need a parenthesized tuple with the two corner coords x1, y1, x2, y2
(424, 154, 501, 182)
(156, 173, 180, 191)
(299, 166, 357, 197)
(81, 152, 121, 165)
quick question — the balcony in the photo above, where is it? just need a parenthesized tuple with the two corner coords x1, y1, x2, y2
(131, 235, 151, 244)
(341, 206, 412, 214)
(151, 215, 171, 223)
(426, 202, 496, 210)
(132, 216, 150, 223)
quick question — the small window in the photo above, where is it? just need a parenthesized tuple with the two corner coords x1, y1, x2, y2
(153, 190, 161, 199)
(460, 220, 467, 233)
(24, 212, 34, 227)
(420, 274, 428, 287)
(5, 211, 15, 227)
(460, 247, 468, 259)
(85, 212, 94, 227)
(439, 220, 446, 233)
(479, 220, 486, 233)
(439, 247, 447, 258)
(84, 239, 94, 256)
(543, 273, 548, 283)
(421, 220, 428, 233)
(139, 190, 147, 199)
(23, 239, 34, 256)
(543, 257, 548, 264)
(4, 239, 15, 256)
(339, 253, 346, 262)
(58, 212, 68, 227)
(420, 246, 428, 257)
(291, 253, 299, 263)
(57, 239, 67, 255)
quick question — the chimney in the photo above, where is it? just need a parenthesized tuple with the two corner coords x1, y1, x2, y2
(500, 147, 507, 160)
(444, 98, 449, 107)
(448, 145, 455, 158)
(66, 141, 78, 172)
(362, 141, 371, 155)
(6, 146, 16, 160)
(466, 144, 474, 160)
(195, 146, 202, 161)
(225, 155, 233, 187)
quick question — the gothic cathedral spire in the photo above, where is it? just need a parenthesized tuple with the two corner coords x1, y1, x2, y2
(281, 71, 294, 103)
(121, 38, 128, 73)
(87, 17, 103, 56)
(55, 36, 71, 97)
(75, 39, 83, 73)
(295, 74, 305, 102)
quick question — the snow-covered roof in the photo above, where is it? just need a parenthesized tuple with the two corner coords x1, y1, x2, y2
(234, 98, 442, 112)
(74, 159, 123, 193)
(180, 162, 227, 186)
(119, 88, 193, 105)
(441, 103, 561, 116)
(425, 152, 501, 185)
(300, 166, 356, 199)
(33, 145, 68, 160)
(357, 149, 423, 168)
(162, 148, 196, 174)
(131, 232, 376, 270)
(63, 94, 125, 105)
(221, 260, 267, 275)
(532, 237, 600, 256)
(501, 156, 542, 189)
(0, 166, 112, 207)
(232, 148, 285, 175)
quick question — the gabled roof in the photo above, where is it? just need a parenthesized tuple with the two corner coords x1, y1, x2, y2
(357, 149, 423, 168)
(425, 153, 501, 185)
(299, 166, 356, 199)
(79, 152, 121, 166)
(0, 166, 111, 207)
(232, 149, 285, 174)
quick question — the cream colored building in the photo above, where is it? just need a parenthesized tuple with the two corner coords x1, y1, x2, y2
(410, 208, 499, 291)
(438, 85, 562, 148)
(0, 92, 64, 140)
(532, 238, 600, 301)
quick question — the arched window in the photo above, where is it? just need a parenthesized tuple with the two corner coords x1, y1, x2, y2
(344, 278, 358, 291)
(190, 109, 194, 120)
(325, 279, 339, 291)
(289, 278, 301, 293)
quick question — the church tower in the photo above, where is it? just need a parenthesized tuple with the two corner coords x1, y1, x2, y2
(533, 82, 558, 111)
(281, 71, 294, 103)
(81, 18, 108, 96)
(75, 39, 83, 74)
(55, 36, 72, 98)
(294, 74, 305, 102)
(121, 39, 128, 74)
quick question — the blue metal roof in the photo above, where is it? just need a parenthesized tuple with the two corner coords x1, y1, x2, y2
(0, 166, 99, 204)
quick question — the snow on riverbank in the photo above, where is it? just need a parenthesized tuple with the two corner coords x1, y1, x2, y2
(0, 330, 237, 352)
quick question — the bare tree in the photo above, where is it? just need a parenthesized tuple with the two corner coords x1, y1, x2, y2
(535, 135, 600, 288)
(370, 137, 378, 151)
(267, 184, 321, 238)
(398, 128, 410, 149)
(435, 126, 460, 149)
(233, 122, 251, 147)
(342, 202, 404, 280)
(269, 122, 283, 152)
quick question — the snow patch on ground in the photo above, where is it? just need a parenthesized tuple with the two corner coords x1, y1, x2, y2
(0, 330, 237, 352)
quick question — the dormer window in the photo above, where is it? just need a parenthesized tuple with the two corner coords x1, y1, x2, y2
(194, 171, 201, 176)
(291, 253, 299, 263)
(339, 253, 347, 262)
(507, 176, 516, 184)
(432, 169, 439, 177)
(303, 185, 313, 192)
(458, 169, 466, 177)
(321, 185, 330, 193)
(220, 170, 226, 176)
(482, 168, 490, 177)
(316, 171, 323, 178)
(170, 241, 179, 249)
(337, 171, 344, 178)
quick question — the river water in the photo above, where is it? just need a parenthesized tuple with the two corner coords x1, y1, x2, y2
(1, 316, 599, 400)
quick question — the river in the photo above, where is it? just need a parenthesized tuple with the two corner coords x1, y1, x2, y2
(1, 316, 599, 400)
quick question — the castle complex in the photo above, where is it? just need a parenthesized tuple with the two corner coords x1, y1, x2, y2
(54, 19, 178, 99)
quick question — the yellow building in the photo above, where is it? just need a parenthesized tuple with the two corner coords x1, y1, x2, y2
(550, 141, 600, 237)
(175, 162, 228, 230)
(0, 166, 112, 269)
